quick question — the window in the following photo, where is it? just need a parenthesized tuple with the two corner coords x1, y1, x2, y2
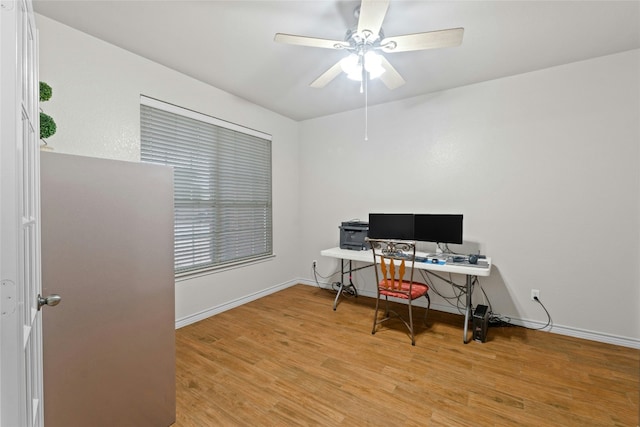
(140, 96, 272, 276)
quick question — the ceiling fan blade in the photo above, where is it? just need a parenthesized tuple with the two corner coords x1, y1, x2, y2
(310, 61, 344, 88)
(357, 0, 390, 38)
(380, 28, 464, 53)
(378, 56, 405, 90)
(274, 33, 349, 50)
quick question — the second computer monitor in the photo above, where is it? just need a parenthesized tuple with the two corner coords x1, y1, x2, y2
(413, 214, 463, 245)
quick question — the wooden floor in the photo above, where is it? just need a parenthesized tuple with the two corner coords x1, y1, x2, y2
(173, 285, 639, 426)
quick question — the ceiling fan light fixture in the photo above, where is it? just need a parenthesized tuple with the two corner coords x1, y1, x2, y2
(364, 51, 385, 78)
(340, 53, 359, 73)
(340, 54, 363, 81)
(340, 51, 385, 81)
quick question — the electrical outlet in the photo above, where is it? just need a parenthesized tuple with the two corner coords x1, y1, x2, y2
(312, 260, 317, 269)
(531, 289, 540, 301)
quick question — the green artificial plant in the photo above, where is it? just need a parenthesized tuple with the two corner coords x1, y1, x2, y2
(40, 112, 57, 139)
(40, 81, 52, 102)
(39, 81, 56, 141)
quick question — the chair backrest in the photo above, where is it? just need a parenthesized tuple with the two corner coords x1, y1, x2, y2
(366, 238, 418, 295)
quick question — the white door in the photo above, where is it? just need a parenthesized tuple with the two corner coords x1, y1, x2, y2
(0, 0, 44, 426)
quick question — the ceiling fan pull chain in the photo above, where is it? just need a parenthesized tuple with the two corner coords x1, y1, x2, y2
(364, 64, 369, 141)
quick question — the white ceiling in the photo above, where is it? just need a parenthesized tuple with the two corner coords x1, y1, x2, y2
(33, 0, 640, 121)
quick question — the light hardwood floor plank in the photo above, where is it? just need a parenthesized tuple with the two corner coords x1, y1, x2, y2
(173, 285, 639, 426)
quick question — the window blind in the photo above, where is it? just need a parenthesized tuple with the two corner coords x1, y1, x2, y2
(140, 96, 272, 276)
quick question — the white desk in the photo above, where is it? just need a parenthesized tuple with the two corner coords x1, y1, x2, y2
(320, 247, 492, 344)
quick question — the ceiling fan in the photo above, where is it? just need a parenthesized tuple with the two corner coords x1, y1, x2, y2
(274, 0, 464, 90)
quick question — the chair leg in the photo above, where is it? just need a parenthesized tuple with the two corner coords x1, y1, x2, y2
(372, 292, 381, 335)
(408, 299, 415, 346)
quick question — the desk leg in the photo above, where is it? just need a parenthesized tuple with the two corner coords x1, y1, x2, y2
(332, 259, 346, 311)
(348, 260, 358, 297)
(463, 274, 473, 344)
(332, 260, 358, 311)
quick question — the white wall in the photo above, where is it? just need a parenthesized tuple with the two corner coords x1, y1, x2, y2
(37, 12, 639, 345)
(36, 14, 304, 323)
(299, 50, 640, 345)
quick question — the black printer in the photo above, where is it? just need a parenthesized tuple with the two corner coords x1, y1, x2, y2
(339, 221, 369, 250)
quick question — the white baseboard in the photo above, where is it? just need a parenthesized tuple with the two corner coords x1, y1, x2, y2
(175, 279, 299, 329)
(297, 280, 640, 349)
(505, 318, 640, 349)
(175, 278, 640, 350)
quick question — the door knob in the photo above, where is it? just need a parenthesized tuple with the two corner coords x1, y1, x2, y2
(37, 294, 61, 311)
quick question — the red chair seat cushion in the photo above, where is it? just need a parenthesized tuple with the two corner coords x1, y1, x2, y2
(379, 281, 429, 300)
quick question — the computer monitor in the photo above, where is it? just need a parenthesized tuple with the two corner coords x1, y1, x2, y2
(367, 213, 414, 240)
(413, 214, 463, 244)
